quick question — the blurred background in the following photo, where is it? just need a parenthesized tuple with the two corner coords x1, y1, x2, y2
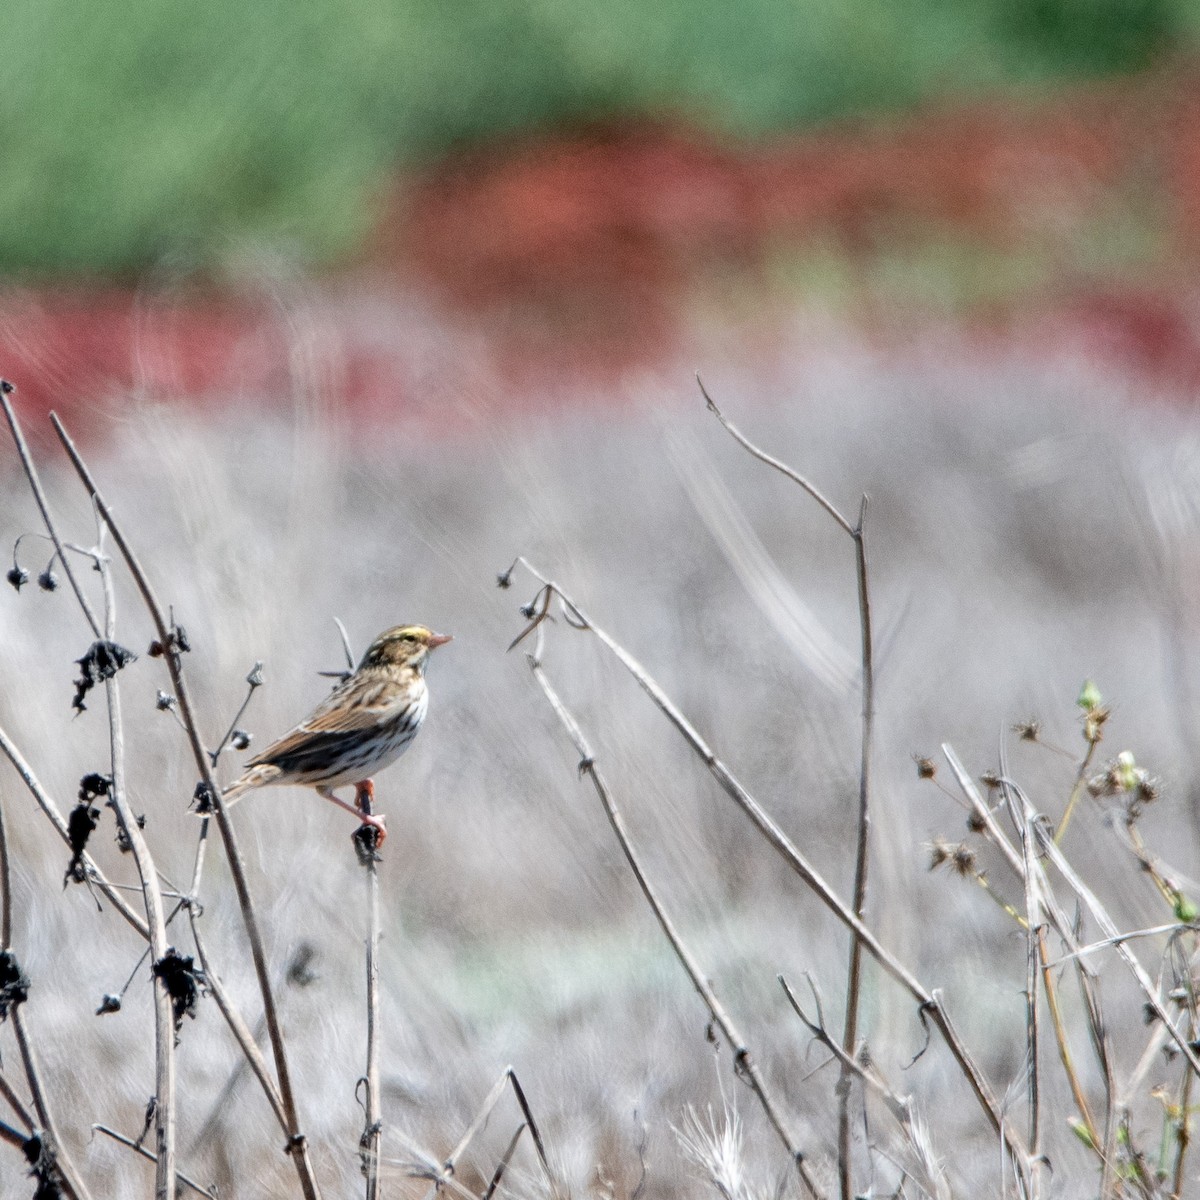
(6, 3, 1200, 1198)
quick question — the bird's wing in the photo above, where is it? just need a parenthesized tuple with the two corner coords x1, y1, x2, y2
(246, 674, 415, 766)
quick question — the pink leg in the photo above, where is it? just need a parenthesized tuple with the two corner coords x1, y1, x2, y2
(317, 785, 387, 844)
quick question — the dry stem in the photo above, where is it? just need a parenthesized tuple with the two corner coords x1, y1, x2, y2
(528, 634, 827, 1199)
(700, 376, 877, 1200)
(504, 558, 1031, 1185)
(49, 412, 324, 1200)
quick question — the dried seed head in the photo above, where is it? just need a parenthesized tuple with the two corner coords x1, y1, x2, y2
(967, 809, 987, 833)
(6, 565, 28, 591)
(156, 690, 176, 711)
(951, 843, 977, 876)
(979, 770, 1001, 790)
(1013, 720, 1040, 742)
(913, 755, 936, 780)
(231, 729, 251, 751)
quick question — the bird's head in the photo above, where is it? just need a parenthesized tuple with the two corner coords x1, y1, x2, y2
(358, 624, 452, 673)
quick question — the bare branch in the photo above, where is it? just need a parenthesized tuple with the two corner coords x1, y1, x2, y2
(696, 375, 854, 536)
(92, 1125, 217, 1199)
(527, 643, 825, 1199)
(702, 379, 878, 1200)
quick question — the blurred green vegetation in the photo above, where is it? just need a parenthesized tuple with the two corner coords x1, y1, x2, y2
(3, 0, 1198, 276)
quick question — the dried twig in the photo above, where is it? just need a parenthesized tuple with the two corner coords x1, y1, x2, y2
(503, 558, 1031, 1185)
(49, 412, 324, 1200)
(526, 633, 826, 1199)
(186, 911, 289, 1134)
(0, 724, 149, 940)
(700, 376, 878, 1200)
(95, 530, 178, 1200)
(482, 1123, 527, 1200)
(360, 803, 383, 1199)
(1, 383, 101, 638)
(92, 1125, 217, 1199)
(779, 975, 948, 1200)
(941, 744, 1118, 1186)
(3, 390, 179, 1199)
(998, 738, 1042, 1199)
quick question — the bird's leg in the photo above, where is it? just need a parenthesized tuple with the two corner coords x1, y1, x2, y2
(354, 779, 376, 814)
(317, 785, 387, 845)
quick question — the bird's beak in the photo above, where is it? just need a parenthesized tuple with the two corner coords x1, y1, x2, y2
(427, 632, 453, 649)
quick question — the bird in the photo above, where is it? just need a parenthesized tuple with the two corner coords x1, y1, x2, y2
(222, 624, 452, 843)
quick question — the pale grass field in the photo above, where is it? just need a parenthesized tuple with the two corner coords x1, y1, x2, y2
(2, 310, 1200, 1198)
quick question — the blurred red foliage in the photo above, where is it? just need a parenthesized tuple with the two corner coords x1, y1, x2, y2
(6, 63, 1200, 426)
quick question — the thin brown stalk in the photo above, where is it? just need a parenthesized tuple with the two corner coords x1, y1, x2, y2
(698, 375, 853, 536)
(528, 641, 826, 1199)
(0, 790, 10, 952)
(1172, 1016, 1196, 1198)
(998, 747, 1042, 1200)
(1036, 926, 1099, 1149)
(96, 548, 177, 1200)
(482, 1124, 526, 1200)
(1055, 738, 1100, 846)
(499, 1070, 552, 1189)
(49, 412, 323, 1200)
(839, 495, 874, 1199)
(0, 1118, 26, 1150)
(92, 1126, 217, 1199)
(0, 1066, 35, 1131)
(504, 559, 1031, 1184)
(941, 744, 1118, 1189)
(186, 910, 289, 1134)
(11, 1007, 92, 1200)
(361, 836, 382, 1199)
(700, 377, 878, 1200)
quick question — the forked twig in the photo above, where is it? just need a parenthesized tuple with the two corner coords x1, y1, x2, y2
(92, 1125, 217, 1199)
(699, 377, 880, 1200)
(419, 1065, 556, 1200)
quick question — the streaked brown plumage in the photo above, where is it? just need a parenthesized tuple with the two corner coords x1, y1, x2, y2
(223, 624, 452, 842)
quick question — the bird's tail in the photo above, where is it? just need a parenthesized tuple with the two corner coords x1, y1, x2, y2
(220, 763, 282, 811)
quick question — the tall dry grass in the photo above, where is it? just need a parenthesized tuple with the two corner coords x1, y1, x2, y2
(2, 322, 1200, 1198)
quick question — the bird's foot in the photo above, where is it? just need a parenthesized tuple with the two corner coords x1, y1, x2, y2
(352, 812, 386, 863)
